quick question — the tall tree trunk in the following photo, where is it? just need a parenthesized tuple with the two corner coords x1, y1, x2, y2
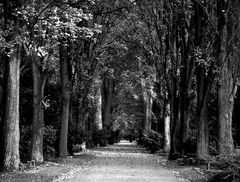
(0, 84, 3, 169)
(31, 55, 46, 163)
(68, 95, 73, 156)
(179, 48, 194, 155)
(164, 100, 171, 152)
(103, 76, 113, 129)
(197, 103, 209, 157)
(169, 86, 181, 159)
(145, 92, 152, 131)
(217, 1, 235, 155)
(179, 80, 190, 145)
(196, 67, 210, 158)
(0, 83, 3, 122)
(179, 93, 190, 154)
(168, 31, 181, 158)
(3, 44, 21, 171)
(77, 98, 85, 131)
(167, 20, 185, 158)
(192, 1, 210, 158)
(0, 59, 7, 170)
(141, 78, 152, 131)
(95, 72, 103, 131)
(178, 4, 195, 155)
(59, 43, 70, 158)
(218, 66, 235, 155)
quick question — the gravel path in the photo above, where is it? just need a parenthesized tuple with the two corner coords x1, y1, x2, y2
(66, 140, 179, 182)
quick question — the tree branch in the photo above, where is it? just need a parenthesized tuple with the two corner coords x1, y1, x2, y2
(94, 6, 128, 16)
(29, 0, 58, 31)
(193, 0, 219, 36)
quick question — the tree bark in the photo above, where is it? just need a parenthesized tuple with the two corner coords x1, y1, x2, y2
(217, 1, 235, 155)
(196, 64, 211, 157)
(0, 59, 7, 170)
(68, 95, 73, 155)
(218, 66, 235, 155)
(31, 54, 46, 163)
(95, 72, 103, 131)
(179, 42, 194, 154)
(141, 78, 152, 131)
(0, 83, 3, 122)
(3, 44, 21, 171)
(191, 1, 211, 158)
(145, 92, 152, 131)
(177, 2, 196, 155)
(168, 26, 182, 158)
(164, 100, 171, 152)
(169, 88, 181, 159)
(59, 43, 70, 158)
(103, 76, 113, 129)
(77, 98, 86, 131)
(197, 103, 209, 158)
(168, 31, 182, 158)
(0, 84, 3, 169)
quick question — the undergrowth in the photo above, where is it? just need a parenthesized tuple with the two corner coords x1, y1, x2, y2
(137, 130, 164, 153)
(206, 155, 240, 182)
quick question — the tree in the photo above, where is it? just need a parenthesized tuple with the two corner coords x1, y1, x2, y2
(141, 73, 154, 132)
(31, 53, 47, 163)
(192, 1, 216, 158)
(0, 41, 7, 171)
(103, 73, 114, 129)
(29, 0, 49, 163)
(18, 0, 63, 162)
(47, 2, 100, 157)
(164, 98, 171, 152)
(0, 0, 23, 171)
(217, 0, 240, 155)
(3, 43, 22, 171)
(59, 42, 71, 157)
(94, 70, 103, 131)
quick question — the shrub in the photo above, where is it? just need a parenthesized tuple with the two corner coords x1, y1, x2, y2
(73, 128, 90, 145)
(20, 126, 32, 163)
(43, 125, 57, 159)
(71, 129, 94, 151)
(20, 125, 57, 162)
(108, 129, 121, 144)
(182, 137, 197, 154)
(138, 130, 164, 153)
(123, 130, 135, 142)
(207, 155, 240, 182)
(92, 128, 110, 147)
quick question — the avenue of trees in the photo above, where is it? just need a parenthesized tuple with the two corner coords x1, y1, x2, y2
(0, 0, 240, 173)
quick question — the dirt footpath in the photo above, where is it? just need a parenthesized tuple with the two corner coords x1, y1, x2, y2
(64, 140, 180, 182)
(0, 140, 187, 182)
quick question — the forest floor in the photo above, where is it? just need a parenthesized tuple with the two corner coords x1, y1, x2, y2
(0, 140, 208, 182)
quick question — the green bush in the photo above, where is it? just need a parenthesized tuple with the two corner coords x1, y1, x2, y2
(109, 129, 121, 144)
(123, 130, 135, 142)
(43, 125, 57, 159)
(71, 129, 95, 149)
(20, 125, 57, 162)
(20, 126, 32, 163)
(182, 137, 197, 154)
(73, 128, 90, 145)
(207, 155, 240, 182)
(138, 130, 164, 153)
(92, 128, 110, 147)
